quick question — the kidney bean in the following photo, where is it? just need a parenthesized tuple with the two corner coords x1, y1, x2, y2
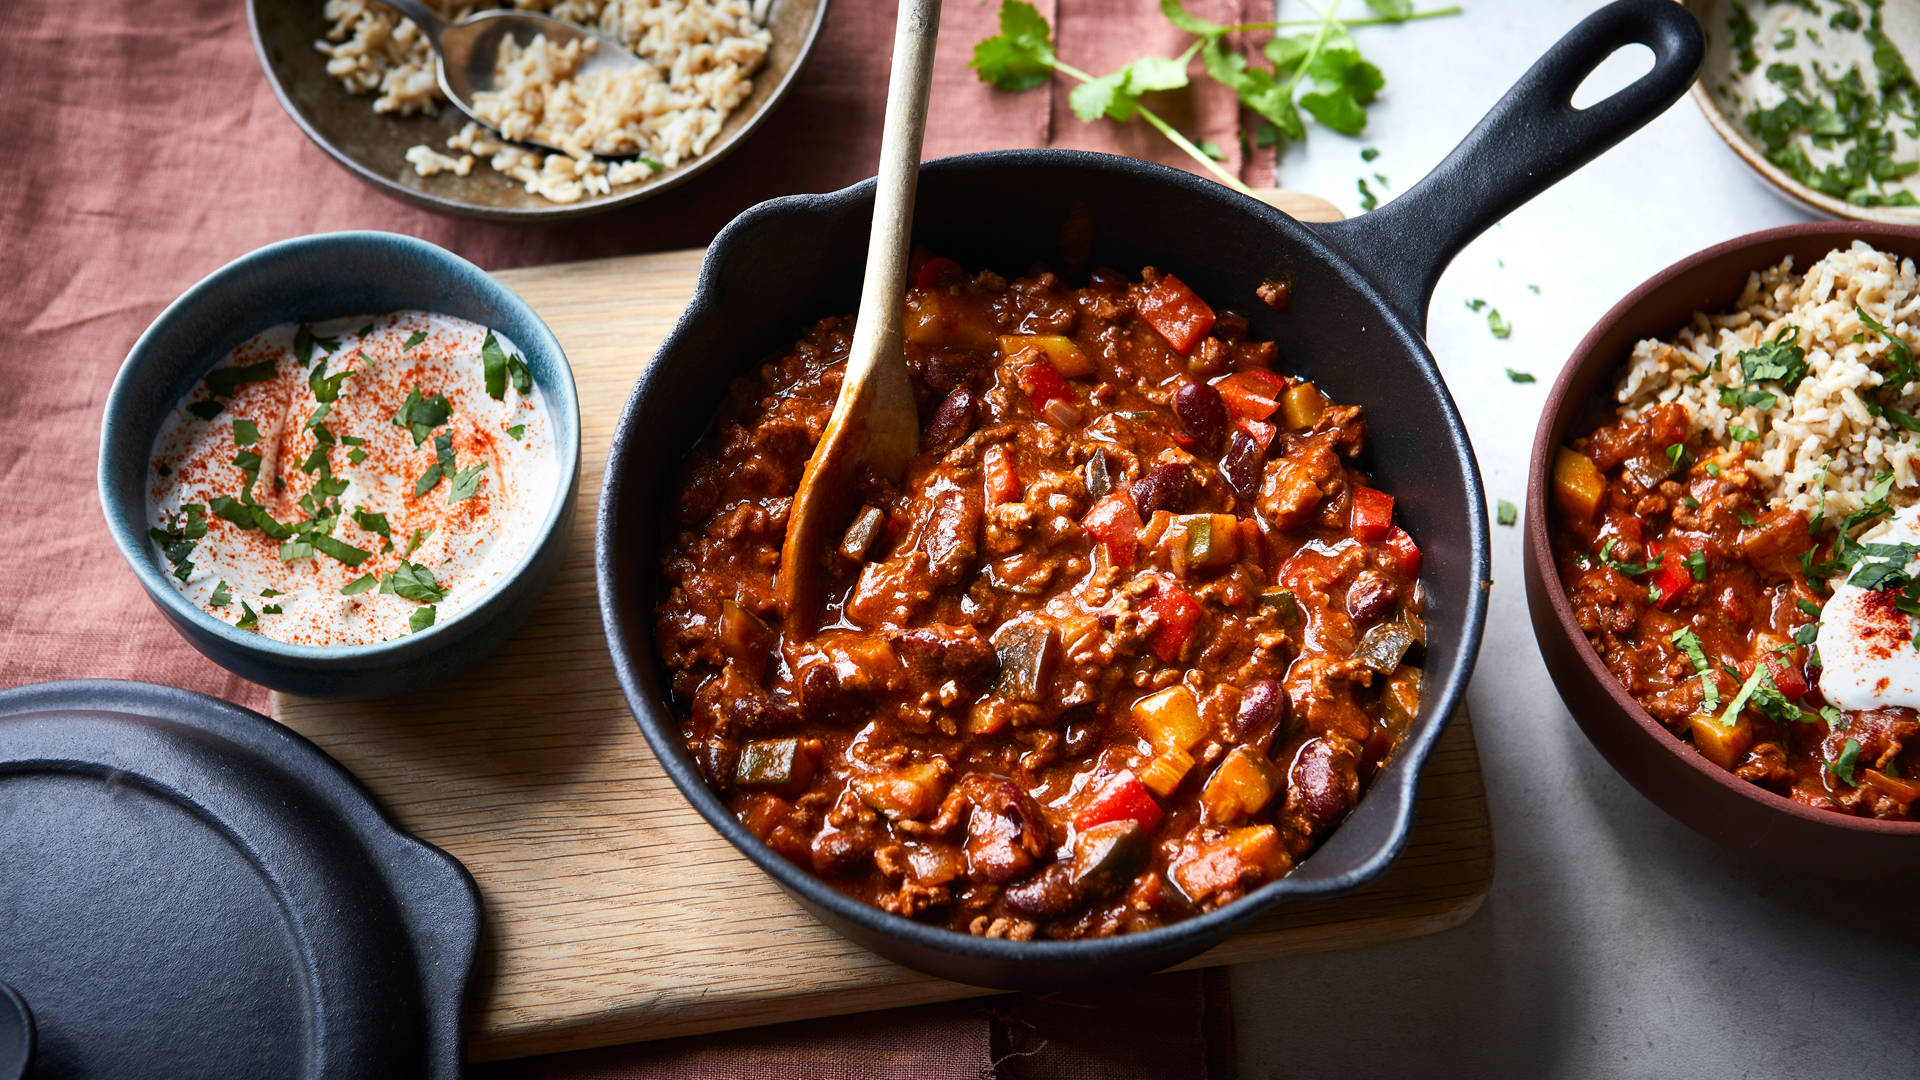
(923, 387, 976, 452)
(1221, 429, 1261, 495)
(1130, 462, 1194, 517)
(1233, 679, 1288, 753)
(1173, 381, 1229, 454)
(1346, 570, 1400, 626)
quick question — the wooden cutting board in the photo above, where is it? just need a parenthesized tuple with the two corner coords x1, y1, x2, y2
(271, 190, 1495, 1063)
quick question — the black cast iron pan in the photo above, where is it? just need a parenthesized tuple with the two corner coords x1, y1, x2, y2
(598, 0, 1705, 988)
(0, 680, 479, 1079)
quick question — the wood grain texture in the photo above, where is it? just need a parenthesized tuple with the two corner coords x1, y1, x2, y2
(272, 188, 1488, 1062)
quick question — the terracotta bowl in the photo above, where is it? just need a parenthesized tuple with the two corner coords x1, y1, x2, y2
(1524, 222, 1920, 878)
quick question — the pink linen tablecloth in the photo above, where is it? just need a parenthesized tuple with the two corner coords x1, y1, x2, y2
(0, 1, 1274, 1075)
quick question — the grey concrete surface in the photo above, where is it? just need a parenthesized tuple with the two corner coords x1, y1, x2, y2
(1231, 3, 1920, 1077)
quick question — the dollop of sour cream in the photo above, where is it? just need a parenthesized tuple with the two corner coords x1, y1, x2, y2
(147, 312, 558, 646)
(1817, 502, 1920, 710)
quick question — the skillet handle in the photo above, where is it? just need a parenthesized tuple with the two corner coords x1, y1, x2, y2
(1309, 0, 1702, 331)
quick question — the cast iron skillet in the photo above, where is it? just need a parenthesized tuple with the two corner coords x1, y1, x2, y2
(1525, 223, 1920, 878)
(599, 0, 1705, 988)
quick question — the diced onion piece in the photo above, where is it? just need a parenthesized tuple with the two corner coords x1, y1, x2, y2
(1138, 747, 1196, 798)
(1354, 621, 1417, 674)
(1042, 398, 1083, 428)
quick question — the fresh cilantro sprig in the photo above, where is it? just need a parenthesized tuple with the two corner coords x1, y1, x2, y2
(971, 0, 1458, 195)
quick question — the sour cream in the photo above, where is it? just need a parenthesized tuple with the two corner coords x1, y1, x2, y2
(147, 312, 558, 646)
(1817, 502, 1920, 710)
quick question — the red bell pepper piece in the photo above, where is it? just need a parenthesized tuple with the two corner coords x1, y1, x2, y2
(1074, 770, 1165, 832)
(1214, 373, 1281, 421)
(1139, 273, 1216, 355)
(1761, 652, 1810, 702)
(1145, 583, 1203, 663)
(1350, 485, 1394, 541)
(983, 445, 1020, 506)
(1648, 539, 1694, 609)
(1234, 368, 1287, 395)
(910, 248, 964, 291)
(1083, 493, 1143, 569)
(1016, 362, 1073, 410)
(1383, 526, 1420, 577)
(1234, 414, 1277, 453)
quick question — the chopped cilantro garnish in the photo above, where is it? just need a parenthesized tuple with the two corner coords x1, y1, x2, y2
(447, 461, 488, 503)
(1687, 549, 1708, 581)
(310, 534, 372, 567)
(1728, 423, 1760, 443)
(1706, 462, 1722, 477)
(1505, 369, 1536, 383)
(1718, 385, 1777, 411)
(409, 605, 437, 633)
(1487, 309, 1511, 339)
(1465, 298, 1487, 312)
(1856, 306, 1918, 393)
(1797, 598, 1822, 619)
(235, 602, 259, 631)
(187, 399, 225, 421)
(204, 360, 275, 398)
(392, 386, 451, 445)
(262, 604, 283, 615)
(279, 539, 314, 562)
(1827, 737, 1863, 786)
(232, 419, 259, 447)
(506, 424, 526, 440)
(1671, 627, 1720, 713)
(341, 573, 378, 596)
(1496, 499, 1517, 526)
(381, 561, 446, 603)
(209, 579, 232, 608)
(482, 331, 509, 399)
(1717, 662, 1771, 727)
(356, 323, 374, 338)
(309, 356, 353, 403)
(351, 507, 391, 537)
(348, 448, 368, 465)
(403, 330, 427, 351)
(1599, 538, 1663, 577)
(507, 355, 532, 395)
(405, 527, 432, 557)
(1736, 325, 1808, 390)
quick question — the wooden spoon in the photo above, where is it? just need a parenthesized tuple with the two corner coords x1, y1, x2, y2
(775, 0, 942, 628)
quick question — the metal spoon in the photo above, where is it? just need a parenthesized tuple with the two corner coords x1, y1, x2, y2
(378, 0, 645, 155)
(775, 0, 941, 628)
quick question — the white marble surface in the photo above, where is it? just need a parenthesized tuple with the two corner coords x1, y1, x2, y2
(1231, 2, 1920, 1076)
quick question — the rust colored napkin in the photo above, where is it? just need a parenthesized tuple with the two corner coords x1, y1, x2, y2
(0, 0, 1269, 1075)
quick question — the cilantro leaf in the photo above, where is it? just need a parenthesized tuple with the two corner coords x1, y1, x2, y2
(1488, 309, 1512, 339)
(1495, 499, 1517, 526)
(1827, 737, 1862, 786)
(309, 355, 353, 403)
(507, 355, 532, 395)
(187, 400, 225, 421)
(1506, 369, 1536, 383)
(409, 605, 438, 634)
(393, 386, 452, 445)
(293, 325, 315, 366)
(205, 360, 276, 398)
(1856, 306, 1918, 394)
(382, 561, 447, 603)
(262, 604, 283, 615)
(310, 533, 372, 567)
(232, 419, 259, 447)
(1670, 627, 1720, 713)
(236, 602, 259, 631)
(1365, 0, 1414, 17)
(341, 573, 378, 596)
(1299, 48, 1383, 135)
(1736, 325, 1808, 390)
(351, 507, 392, 537)
(448, 461, 488, 503)
(506, 424, 527, 440)
(405, 527, 432, 557)
(404, 330, 428, 350)
(482, 331, 509, 399)
(1158, 0, 1219, 36)
(971, 1, 1056, 91)
(209, 579, 232, 608)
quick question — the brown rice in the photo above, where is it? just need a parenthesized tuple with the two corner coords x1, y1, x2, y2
(315, 0, 770, 204)
(1615, 241, 1920, 522)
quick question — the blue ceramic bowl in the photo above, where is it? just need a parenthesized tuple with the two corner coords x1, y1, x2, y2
(99, 231, 581, 700)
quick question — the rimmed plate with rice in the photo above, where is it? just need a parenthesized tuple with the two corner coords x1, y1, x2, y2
(1548, 240, 1920, 824)
(248, 0, 827, 219)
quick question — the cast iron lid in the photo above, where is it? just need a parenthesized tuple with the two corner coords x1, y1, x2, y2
(0, 680, 479, 1080)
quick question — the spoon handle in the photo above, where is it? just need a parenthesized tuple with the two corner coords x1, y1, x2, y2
(840, 0, 941, 476)
(379, 0, 448, 50)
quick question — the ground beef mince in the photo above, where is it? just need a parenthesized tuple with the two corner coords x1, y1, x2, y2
(655, 260, 1427, 939)
(1552, 404, 1920, 820)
